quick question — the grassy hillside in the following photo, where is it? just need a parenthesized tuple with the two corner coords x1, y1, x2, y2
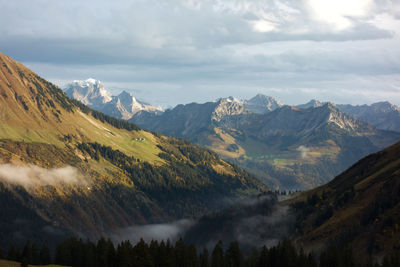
(290, 141, 400, 258)
(0, 51, 266, 250)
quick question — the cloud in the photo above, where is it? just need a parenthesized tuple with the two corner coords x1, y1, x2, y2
(306, 0, 375, 31)
(0, 164, 85, 188)
(296, 145, 310, 159)
(0, 0, 399, 107)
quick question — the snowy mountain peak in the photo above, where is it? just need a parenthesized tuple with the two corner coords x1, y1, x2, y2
(86, 78, 97, 84)
(226, 96, 242, 103)
(64, 79, 163, 120)
(65, 78, 112, 106)
(215, 96, 243, 104)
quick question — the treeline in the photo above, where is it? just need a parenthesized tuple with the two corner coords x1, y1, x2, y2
(70, 97, 140, 131)
(77, 142, 139, 163)
(76, 141, 261, 219)
(2, 238, 399, 267)
(1, 241, 51, 265)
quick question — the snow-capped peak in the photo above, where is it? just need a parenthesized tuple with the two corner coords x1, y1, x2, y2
(86, 78, 97, 84)
(64, 79, 163, 120)
(66, 78, 112, 105)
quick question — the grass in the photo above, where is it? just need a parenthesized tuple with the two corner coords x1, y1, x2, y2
(0, 108, 164, 164)
(0, 259, 69, 267)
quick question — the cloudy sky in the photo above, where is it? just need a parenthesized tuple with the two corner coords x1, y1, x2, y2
(1, 0, 400, 107)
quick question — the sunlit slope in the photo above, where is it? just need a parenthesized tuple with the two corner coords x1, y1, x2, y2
(0, 52, 266, 249)
(0, 53, 162, 163)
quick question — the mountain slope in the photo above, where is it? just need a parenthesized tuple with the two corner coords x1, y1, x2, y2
(0, 52, 266, 249)
(65, 79, 163, 120)
(131, 101, 400, 190)
(292, 141, 400, 257)
(337, 102, 400, 132)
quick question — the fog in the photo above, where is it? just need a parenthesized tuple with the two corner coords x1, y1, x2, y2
(183, 193, 294, 252)
(111, 193, 295, 253)
(110, 219, 194, 245)
(0, 164, 84, 188)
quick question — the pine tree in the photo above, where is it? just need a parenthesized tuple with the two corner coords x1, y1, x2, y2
(40, 243, 51, 265)
(174, 238, 186, 267)
(225, 241, 243, 267)
(200, 248, 210, 267)
(116, 240, 134, 267)
(187, 244, 199, 267)
(211, 241, 224, 267)
(31, 243, 40, 265)
(133, 238, 153, 267)
(20, 257, 28, 267)
(22, 241, 33, 264)
(7, 244, 17, 261)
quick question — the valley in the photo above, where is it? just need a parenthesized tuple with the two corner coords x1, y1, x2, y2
(0, 52, 266, 251)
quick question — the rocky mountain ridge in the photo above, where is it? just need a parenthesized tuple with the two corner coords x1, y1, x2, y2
(65, 79, 163, 120)
(130, 98, 400, 189)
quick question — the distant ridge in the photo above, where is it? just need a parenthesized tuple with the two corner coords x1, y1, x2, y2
(337, 101, 400, 132)
(131, 98, 400, 190)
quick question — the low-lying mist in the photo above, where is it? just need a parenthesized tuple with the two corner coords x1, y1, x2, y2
(112, 193, 294, 253)
(110, 219, 195, 245)
(0, 163, 85, 188)
(183, 193, 294, 252)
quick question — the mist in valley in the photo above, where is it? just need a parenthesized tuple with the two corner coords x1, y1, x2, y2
(111, 193, 295, 253)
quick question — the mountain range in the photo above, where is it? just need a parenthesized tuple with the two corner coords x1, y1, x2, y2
(64, 79, 400, 133)
(65, 79, 163, 120)
(63, 81, 400, 190)
(0, 52, 265, 250)
(297, 99, 400, 132)
(130, 99, 400, 190)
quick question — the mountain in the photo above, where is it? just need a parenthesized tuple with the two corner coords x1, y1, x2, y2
(296, 99, 400, 133)
(0, 52, 266, 249)
(336, 102, 400, 132)
(64, 78, 112, 107)
(131, 100, 400, 190)
(243, 94, 283, 114)
(65, 79, 163, 120)
(292, 141, 400, 257)
(296, 99, 325, 109)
